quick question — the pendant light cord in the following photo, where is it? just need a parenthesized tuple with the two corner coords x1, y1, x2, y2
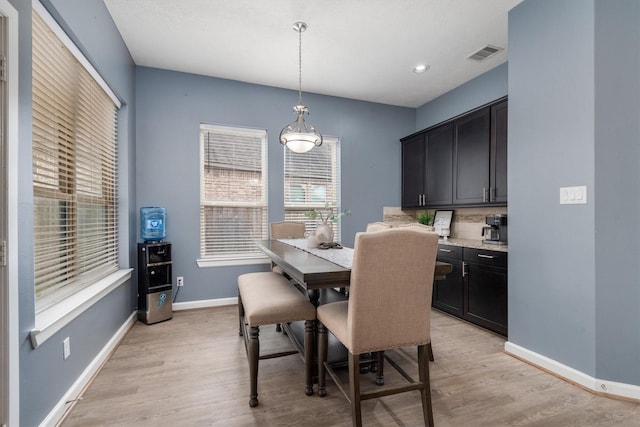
(298, 25, 303, 106)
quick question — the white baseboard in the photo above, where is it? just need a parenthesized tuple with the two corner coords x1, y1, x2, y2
(44, 311, 137, 427)
(172, 296, 237, 311)
(504, 341, 640, 401)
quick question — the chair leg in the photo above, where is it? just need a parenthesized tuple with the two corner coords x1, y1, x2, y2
(276, 323, 282, 332)
(248, 326, 260, 407)
(318, 322, 328, 397)
(304, 320, 314, 396)
(238, 293, 244, 337)
(349, 352, 363, 427)
(418, 344, 435, 427)
(427, 341, 434, 362)
(375, 351, 385, 385)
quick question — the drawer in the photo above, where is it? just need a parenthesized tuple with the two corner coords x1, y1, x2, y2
(463, 247, 507, 268)
(436, 244, 462, 260)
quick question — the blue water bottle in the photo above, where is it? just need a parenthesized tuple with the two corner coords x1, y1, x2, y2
(140, 207, 167, 241)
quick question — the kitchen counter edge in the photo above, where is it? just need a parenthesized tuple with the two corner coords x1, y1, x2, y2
(438, 238, 508, 252)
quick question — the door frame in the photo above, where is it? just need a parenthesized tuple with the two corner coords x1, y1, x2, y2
(0, 1, 19, 425)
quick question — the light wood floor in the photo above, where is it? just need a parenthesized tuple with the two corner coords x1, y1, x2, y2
(61, 306, 640, 427)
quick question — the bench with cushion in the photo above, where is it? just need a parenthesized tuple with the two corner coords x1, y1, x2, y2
(238, 271, 316, 407)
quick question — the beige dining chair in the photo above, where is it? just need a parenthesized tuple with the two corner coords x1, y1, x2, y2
(269, 221, 307, 331)
(270, 221, 306, 239)
(396, 222, 438, 361)
(270, 221, 306, 275)
(398, 222, 435, 231)
(365, 222, 392, 232)
(317, 227, 439, 427)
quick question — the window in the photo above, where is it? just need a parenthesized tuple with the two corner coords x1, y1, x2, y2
(31, 5, 120, 312)
(284, 137, 342, 239)
(199, 124, 268, 263)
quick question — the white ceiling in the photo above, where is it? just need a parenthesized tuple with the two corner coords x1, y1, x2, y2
(103, 0, 522, 108)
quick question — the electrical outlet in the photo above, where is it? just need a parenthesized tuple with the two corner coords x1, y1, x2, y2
(63, 337, 71, 360)
(177, 276, 184, 287)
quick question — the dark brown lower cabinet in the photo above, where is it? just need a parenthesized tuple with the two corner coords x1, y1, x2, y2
(433, 244, 464, 317)
(434, 245, 507, 336)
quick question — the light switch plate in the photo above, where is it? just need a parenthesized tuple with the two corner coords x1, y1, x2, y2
(63, 337, 71, 359)
(560, 186, 587, 204)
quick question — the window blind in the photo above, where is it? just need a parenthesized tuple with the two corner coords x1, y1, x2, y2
(284, 138, 341, 239)
(32, 8, 118, 311)
(200, 124, 268, 259)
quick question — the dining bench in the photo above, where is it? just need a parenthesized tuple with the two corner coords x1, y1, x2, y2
(237, 271, 316, 407)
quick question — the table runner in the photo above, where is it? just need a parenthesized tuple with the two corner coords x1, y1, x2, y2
(278, 238, 354, 269)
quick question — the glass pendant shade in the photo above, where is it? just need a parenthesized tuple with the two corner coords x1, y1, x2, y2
(280, 21, 323, 153)
(279, 104, 323, 153)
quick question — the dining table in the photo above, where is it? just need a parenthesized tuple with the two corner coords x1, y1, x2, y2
(255, 238, 453, 365)
(256, 238, 453, 306)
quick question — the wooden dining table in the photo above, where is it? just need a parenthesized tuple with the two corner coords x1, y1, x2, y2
(256, 239, 453, 307)
(255, 238, 454, 366)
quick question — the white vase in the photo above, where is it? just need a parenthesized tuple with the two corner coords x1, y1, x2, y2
(315, 222, 334, 244)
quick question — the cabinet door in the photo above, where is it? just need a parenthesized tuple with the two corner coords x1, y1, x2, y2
(490, 101, 508, 203)
(464, 262, 507, 336)
(425, 123, 453, 206)
(453, 108, 491, 205)
(433, 246, 463, 317)
(401, 134, 425, 208)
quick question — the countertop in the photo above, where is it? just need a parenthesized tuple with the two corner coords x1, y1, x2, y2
(438, 238, 508, 252)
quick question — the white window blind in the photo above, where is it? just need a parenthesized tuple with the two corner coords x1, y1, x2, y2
(32, 6, 119, 312)
(284, 137, 342, 240)
(200, 124, 268, 260)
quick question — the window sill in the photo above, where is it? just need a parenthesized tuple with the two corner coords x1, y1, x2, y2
(197, 256, 271, 268)
(29, 268, 133, 349)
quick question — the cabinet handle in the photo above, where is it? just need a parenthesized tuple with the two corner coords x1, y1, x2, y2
(418, 194, 422, 206)
(482, 187, 488, 202)
(439, 249, 453, 253)
(462, 261, 467, 277)
(421, 194, 426, 206)
(478, 254, 495, 259)
(490, 187, 495, 202)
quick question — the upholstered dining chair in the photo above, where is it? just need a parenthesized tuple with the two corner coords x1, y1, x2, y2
(317, 227, 439, 427)
(270, 221, 306, 239)
(365, 222, 392, 232)
(269, 221, 307, 331)
(397, 222, 438, 361)
(270, 221, 306, 275)
(270, 221, 305, 272)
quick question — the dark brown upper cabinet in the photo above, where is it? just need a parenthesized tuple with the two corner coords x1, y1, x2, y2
(453, 107, 491, 204)
(401, 98, 507, 209)
(401, 133, 426, 208)
(490, 100, 508, 204)
(401, 124, 454, 208)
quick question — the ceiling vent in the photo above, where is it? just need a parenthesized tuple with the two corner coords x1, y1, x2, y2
(467, 45, 503, 61)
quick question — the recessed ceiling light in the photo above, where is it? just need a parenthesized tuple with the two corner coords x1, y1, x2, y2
(413, 64, 430, 73)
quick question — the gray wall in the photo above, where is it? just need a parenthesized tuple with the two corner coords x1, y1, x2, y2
(14, 1, 137, 425)
(416, 62, 508, 131)
(135, 67, 415, 302)
(593, 0, 640, 385)
(509, 0, 640, 385)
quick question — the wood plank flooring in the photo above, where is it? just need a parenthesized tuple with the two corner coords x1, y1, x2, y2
(61, 306, 640, 426)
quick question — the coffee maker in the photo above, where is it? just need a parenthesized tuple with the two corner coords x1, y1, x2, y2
(481, 214, 508, 245)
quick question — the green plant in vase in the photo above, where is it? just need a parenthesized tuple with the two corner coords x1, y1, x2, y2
(416, 211, 433, 226)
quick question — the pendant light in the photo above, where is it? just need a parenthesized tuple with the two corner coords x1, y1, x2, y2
(279, 22, 323, 153)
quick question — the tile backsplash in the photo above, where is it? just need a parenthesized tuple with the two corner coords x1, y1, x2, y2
(383, 206, 508, 241)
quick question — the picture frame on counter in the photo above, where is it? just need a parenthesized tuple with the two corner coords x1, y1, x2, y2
(433, 210, 453, 236)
